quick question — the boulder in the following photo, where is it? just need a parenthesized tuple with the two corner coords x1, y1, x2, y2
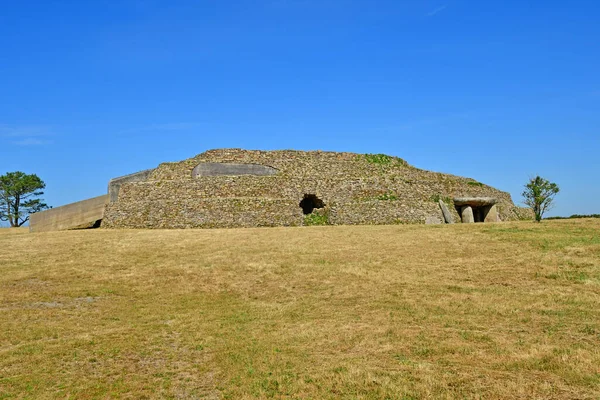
(484, 204, 499, 223)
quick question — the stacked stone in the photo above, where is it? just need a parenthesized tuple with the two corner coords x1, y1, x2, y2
(102, 149, 531, 229)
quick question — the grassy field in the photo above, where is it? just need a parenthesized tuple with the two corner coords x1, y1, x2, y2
(0, 220, 599, 399)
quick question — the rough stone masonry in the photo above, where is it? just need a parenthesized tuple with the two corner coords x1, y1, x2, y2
(101, 148, 532, 229)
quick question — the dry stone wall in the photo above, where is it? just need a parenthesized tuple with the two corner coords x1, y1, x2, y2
(102, 149, 531, 229)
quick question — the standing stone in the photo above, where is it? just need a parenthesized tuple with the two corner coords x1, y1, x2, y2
(438, 200, 454, 224)
(484, 204, 499, 223)
(461, 205, 474, 223)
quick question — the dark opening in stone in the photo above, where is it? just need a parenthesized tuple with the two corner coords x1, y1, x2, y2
(473, 207, 485, 223)
(299, 194, 325, 215)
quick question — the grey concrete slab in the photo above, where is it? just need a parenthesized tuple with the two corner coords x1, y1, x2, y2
(192, 163, 278, 177)
(29, 195, 109, 233)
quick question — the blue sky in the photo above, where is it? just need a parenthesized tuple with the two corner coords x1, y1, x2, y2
(1, 0, 598, 217)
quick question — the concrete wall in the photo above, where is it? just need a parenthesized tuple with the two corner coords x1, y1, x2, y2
(29, 195, 109, 233)
(108, 169, 155, 203)
(192, 162, 277, 177)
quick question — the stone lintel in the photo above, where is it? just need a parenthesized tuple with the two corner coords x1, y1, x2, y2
(453, 197, 498, 207)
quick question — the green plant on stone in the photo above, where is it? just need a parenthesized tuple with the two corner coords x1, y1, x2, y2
(364, 153, 409, 168)
(304, 211, 329, 226)
(430, 194, 452, 204)
(467, 181, 484, 187)
(365, 153, 393, 164)
(365, 153, 393, 165)
(377, 192, 399, 201)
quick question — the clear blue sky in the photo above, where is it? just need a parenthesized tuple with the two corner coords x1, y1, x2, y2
(1, 0, 598, 217)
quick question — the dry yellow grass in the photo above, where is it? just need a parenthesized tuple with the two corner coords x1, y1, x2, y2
(0, 220, 599, 399)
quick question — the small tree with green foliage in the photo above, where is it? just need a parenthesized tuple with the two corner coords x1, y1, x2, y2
(0, 172, 49, 227)
(522, 176, 559, 222)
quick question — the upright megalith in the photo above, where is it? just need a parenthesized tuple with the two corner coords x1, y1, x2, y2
(485, 205, 499, 222)
(438, 200, 454, 224)
(460, 206, 475, 223)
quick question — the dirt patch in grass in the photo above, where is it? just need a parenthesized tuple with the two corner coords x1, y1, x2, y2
(0, 220, 599, 398)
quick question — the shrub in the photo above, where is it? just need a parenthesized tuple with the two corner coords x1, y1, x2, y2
(522, 176, 560, 222)
(431, 194, 452, 204)
(304, 211, 329, 226)
(467, 181, 484, 187)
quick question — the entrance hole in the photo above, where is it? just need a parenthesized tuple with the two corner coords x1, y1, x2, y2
(299, 194, 325, 215)
(473, 207, 485, 223)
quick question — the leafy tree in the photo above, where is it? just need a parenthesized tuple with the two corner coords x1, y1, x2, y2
(0, 172, 49, 227)
(522, 176, 560, 222)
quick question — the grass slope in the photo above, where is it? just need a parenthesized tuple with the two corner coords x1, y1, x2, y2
(0, 221, 599, 399)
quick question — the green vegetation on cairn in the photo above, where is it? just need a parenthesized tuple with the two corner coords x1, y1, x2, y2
(304, 212, 329, 226)
(376, 192, 399, 201)
(364, 153, 407, 166)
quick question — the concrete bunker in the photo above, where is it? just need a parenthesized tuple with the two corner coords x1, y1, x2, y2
(299, 194, 325, 215)
(109, 169, 156, 203)
(454, 197, 498, 223)
(192, 162, 278, 177)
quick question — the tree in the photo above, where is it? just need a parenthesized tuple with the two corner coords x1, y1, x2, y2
(522, 176, 560, 222)
(0, 172, 49, 227)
